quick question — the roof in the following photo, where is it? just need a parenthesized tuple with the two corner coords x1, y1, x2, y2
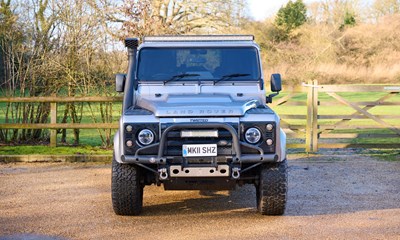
(139, 35, 259, 49)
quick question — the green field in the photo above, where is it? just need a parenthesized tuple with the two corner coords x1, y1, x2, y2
(1, 91, 399, 159)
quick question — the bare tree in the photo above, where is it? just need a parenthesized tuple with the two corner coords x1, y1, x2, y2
(372, 0, 400, 19)
(0, 0, 57, 143)
(308, 0, 360, 27)
(90, 0, 248, 40)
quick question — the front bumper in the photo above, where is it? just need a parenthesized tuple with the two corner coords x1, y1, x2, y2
(120, 122, 279, 164)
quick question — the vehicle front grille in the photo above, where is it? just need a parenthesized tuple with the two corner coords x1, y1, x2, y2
(161, 123, 238, 156)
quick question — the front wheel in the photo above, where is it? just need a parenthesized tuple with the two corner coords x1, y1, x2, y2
(256, 160, 288, 215)
(111, 154, 143, 216)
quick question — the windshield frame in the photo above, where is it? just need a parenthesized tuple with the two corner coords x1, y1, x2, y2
(136, 46, 262, 83)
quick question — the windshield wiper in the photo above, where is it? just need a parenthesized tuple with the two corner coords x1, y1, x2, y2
(214, 73, 250, 85)
(164, 73, 200, 84)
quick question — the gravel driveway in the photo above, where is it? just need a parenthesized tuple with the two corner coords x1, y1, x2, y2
(0, 151, 399, 240)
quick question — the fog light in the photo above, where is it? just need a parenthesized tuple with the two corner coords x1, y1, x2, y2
(126, 140, 133, 147)
(266, 139, 273, 146)
(138, 129, 154, 145)
(126, 125, 133, 132)
(266, 123, 273, 131)
(245, 127, 261, 144)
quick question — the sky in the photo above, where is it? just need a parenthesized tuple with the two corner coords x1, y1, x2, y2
(247, 0, 318, 21)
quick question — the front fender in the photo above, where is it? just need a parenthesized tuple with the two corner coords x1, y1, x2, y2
(279, 129, 287, 160)
(113, 130, 123, 163)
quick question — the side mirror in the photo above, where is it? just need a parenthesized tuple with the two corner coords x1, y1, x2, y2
(266, 73, 282, 104)
(115, 74, 126, 92)
(271, 73, 282, 92)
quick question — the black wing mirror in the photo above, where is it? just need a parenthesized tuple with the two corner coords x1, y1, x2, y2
(115, 74, 126, 92)
(266, 73, 282, 103)
(271, 73, 282, 92)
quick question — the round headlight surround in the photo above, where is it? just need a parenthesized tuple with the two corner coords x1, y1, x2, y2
(245, 127, 262, 144)
(137, 129, 155, 146)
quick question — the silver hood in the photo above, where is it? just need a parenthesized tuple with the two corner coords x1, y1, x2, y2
(136, 94, 259, 117)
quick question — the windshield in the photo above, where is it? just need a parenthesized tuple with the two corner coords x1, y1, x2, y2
(137, 47, 260, 81)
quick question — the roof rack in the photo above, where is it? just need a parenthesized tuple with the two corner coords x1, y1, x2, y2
(143, 35, 254, 42)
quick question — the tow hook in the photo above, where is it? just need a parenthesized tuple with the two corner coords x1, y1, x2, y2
(159, 168, 168, 180)
(232, 167, 241, 179)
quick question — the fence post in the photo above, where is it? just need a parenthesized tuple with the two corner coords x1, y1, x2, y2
(312, 80, 318, 152)
(306, 80, 313, 152)
(306, 80, 319, 152)
(50, 99, 57, 147)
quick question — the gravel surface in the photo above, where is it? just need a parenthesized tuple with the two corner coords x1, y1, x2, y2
(0, 152, 399, 240)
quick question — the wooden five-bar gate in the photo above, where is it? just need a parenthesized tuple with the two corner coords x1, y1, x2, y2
(274, 81, 400, 152)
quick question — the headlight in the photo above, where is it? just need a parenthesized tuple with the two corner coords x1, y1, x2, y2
(138, 129, 154, 145)
(245, 127, 261, 144)
(266, 123, 273, 131)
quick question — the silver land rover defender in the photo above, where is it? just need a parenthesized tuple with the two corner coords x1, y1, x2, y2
(112, 35, 287, 216)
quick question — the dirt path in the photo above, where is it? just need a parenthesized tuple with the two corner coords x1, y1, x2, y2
(0, 153, 399, 240)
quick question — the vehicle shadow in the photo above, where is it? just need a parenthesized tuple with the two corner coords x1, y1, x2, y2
(141, 158, 400, 217)
(142, 187, 257, 216)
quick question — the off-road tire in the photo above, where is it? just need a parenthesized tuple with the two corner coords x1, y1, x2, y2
(256, 160, 288, 215)
(111, 155, 143, 216)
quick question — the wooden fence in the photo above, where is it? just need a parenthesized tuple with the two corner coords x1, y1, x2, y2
(0, 96, 122, 147)
(1, 83, 399, 152)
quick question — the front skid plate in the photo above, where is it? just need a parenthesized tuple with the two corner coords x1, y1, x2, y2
(169, 165, 230, 177)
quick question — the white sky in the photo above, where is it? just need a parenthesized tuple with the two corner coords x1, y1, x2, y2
(247, 0, 318, 20)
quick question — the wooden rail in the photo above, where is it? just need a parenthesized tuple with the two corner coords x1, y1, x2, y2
(0, 96, 123, 103)
(0, 96, 122, 147)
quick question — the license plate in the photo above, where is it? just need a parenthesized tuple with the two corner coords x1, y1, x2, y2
(182, 144, 217, 157)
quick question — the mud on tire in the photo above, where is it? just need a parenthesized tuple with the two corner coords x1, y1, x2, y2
(111, 155, 143, 216)
(256, 160, 288, 215)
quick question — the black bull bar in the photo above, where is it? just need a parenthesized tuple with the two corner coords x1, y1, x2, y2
(121, 122, 278, 164)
